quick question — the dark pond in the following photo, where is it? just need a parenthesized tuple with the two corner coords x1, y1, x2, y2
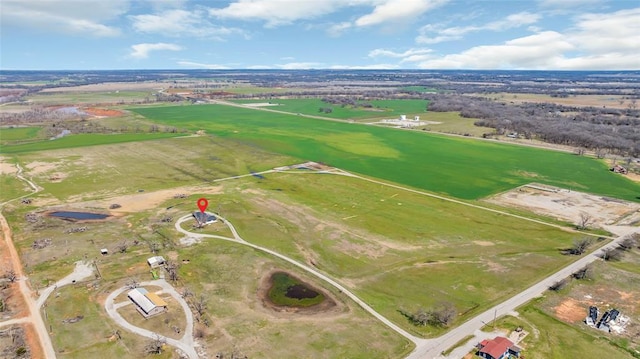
(48, 211, 110, 220)
(267, 271, 325, 307)
(286, 284, 320, 299)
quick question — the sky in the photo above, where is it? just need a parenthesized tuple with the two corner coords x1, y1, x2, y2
(1, 0, 639, 70)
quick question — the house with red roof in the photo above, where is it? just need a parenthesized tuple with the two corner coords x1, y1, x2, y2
(477, 336, 521, 359)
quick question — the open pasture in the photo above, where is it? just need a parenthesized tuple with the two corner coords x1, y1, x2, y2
(202, 171, 583, 337)
(176, 240, 412, 358)
(7, 136, 294, 201)
(25, 90, 156, 105)
(0, 126, 43, 144)
(233, 98, 429, 120)
(0, 132, 185, 154)
(131, 103, 640, 201)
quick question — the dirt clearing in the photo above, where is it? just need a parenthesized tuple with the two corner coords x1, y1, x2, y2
(486, 183, 640, 227)
(554, 298, 587, 323)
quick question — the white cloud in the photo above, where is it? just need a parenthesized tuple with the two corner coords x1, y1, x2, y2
(568, 8, 640, 55)
(411, 7, 640, 70)
(130, 43, 182, 59)
(415, 31, 573, 69)
(329, 64, 400, 69)
(538, 0, 603, 8)
(277, 62, 324, 69)
(327, 22, 352, 37)
(130, 9, 241, 38)
(355, 0, 449, 27)
(1, 0, 127, 36)
(369, 48, 433, 58)
(177, 61, 230, 69)
(208, 0, 342, 27)
(417, 11, 541, 44)
(143, 0, 187, 11)
(209, 0, 449, 29)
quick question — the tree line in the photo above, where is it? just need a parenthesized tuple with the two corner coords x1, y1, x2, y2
(425, 94, 640, 157)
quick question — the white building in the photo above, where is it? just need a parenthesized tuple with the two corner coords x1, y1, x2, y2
(147, 256, 166, 268)
(128, 287, 168, 318)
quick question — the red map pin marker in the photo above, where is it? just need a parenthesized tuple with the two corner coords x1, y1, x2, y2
(197, 198, 208, 213)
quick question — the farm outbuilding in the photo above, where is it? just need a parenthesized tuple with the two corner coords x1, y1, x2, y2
(127, 287, 167, 318)
(147, 256, 166, 268)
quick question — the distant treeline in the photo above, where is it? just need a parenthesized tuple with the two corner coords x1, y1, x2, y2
(426, 94, 640, 157)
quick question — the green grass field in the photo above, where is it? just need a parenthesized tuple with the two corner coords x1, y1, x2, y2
(233, 98, 429, 120)
(0, 126, 43, 144)
(0, 132, 185, 154)
(25, 90, 155, 105)
(131, 103, 640, 201)
(189, 171, 583, 337)
(8, 136, 294, 201)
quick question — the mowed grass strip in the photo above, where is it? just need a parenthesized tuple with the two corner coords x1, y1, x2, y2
(131, 103, 640, 201)
(0, 133, 184, 154)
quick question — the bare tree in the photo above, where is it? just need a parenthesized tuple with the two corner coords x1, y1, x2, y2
(576, 212, 593, 230)
(192, 294, 208, 319)
(567, 238, 594, 255)
(595, 148, 607, 159)
(194, 325, 207, 339)
(4, 269, 17, 283)
(126, 277, 139, 289)
(402, 302, 457, 327)
(165, 261, 180, 282)
(601, 248, 624, 261)
(572, 265, 595, 280)
(182, 287, 194, 299)
(618, 237, 638, 251)
(148, 241, 161, 254)
(549, 278, 570, 291)
(116, 240, 129, 254)
(143, 334, 166, 355)
(429, 302, 457, 327)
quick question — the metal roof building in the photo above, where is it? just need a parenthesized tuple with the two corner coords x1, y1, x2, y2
(127, 287, 167, 318)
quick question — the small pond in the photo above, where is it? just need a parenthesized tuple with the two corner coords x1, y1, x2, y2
(267, 272, 325, 307)
(48, 211, 110, 220)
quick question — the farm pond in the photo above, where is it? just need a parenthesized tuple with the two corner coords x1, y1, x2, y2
(47, 211, 110, 220)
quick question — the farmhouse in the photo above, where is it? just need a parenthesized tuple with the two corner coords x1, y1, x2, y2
(193, 211, 217, 226)
(127, 287, 167, 318)
(477, 336, 521, 359)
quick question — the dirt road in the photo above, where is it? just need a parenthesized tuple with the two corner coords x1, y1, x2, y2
(0, 212, 56, 358)
(0, 163, 56, 358)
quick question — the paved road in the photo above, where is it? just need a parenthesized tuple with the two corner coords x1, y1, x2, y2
(104, 279, 198, 359)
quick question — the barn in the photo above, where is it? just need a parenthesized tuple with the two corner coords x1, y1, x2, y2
(127, 287, 167, 318)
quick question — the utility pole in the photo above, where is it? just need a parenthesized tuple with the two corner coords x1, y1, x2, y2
(493, 309, 497, 330)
